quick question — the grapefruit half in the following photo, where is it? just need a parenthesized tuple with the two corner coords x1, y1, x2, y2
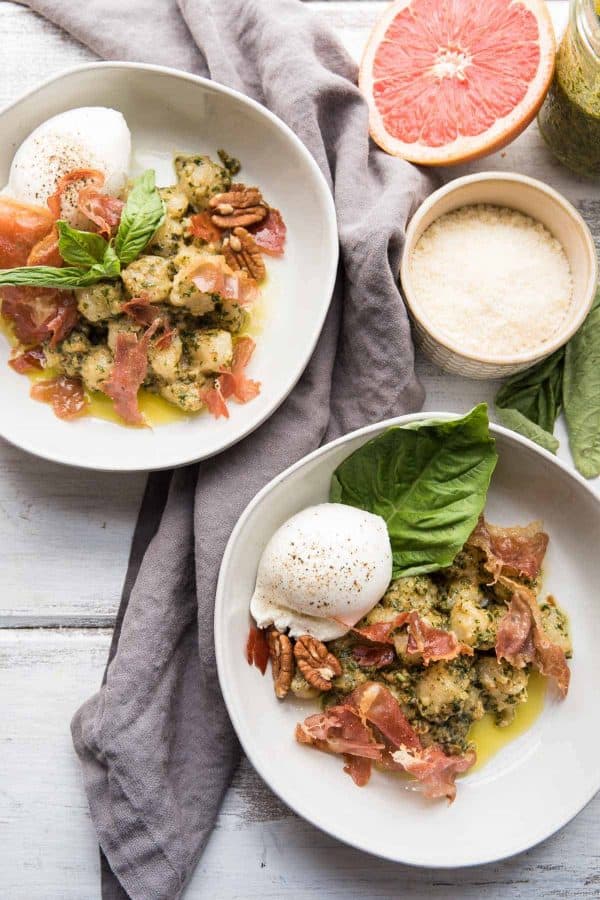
(359, 0, 555, 165)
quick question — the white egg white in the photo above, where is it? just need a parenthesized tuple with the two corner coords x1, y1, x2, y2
(250, 503, 393, 642)
(6, 107, 131, 225)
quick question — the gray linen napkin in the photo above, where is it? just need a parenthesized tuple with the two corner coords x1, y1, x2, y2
(25, 0, 436, 897)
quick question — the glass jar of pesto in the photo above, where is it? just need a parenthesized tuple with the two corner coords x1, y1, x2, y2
(538, 0, 600, 176)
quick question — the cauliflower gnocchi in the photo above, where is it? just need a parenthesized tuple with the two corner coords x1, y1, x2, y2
(265, 516, 571, 773)
(4, 148, 286, 425)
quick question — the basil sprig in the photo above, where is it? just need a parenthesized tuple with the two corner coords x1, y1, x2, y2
(0, 170, 165, 290)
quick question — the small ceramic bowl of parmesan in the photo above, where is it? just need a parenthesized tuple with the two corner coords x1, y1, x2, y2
(400, 172, 598, 379)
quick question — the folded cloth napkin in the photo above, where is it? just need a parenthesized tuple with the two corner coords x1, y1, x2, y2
(25, 0, 435, 897)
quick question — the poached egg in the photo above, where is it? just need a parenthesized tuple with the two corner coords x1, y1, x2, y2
(6, 107, 131, 224)
(250, 503, 393, 642)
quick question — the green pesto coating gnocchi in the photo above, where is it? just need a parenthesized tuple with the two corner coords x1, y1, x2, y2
(174, 154, 231, 210)
(297, 532, 571, 757)
(26, 148, 271, 419)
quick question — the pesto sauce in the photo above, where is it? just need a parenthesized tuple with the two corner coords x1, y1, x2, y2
(538, 22, 600, 176)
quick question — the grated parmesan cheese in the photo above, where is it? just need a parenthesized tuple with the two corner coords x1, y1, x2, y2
(409, 204, 573, 358)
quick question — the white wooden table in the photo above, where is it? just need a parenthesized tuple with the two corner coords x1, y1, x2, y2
(1, 2, 598, 898)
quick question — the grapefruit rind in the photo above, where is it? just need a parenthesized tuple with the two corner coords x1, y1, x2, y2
(359, 0, 556, 165)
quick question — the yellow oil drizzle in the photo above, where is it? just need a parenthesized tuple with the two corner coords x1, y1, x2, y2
(3, 292, 265, 428)
(468, 671, 547, 771)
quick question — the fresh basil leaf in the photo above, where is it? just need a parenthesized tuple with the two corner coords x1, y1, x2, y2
(0, 246, 121, 289)
(330, 404, 498, 578)
(115, 170, 165, 265)
(496, 407, 559, 454)
(563, 290, 600, 478)
(495, 348, 565, 433)
(57, 220, 109, 268)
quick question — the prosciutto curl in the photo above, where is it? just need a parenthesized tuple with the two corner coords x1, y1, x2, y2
(468, 517, 548, 582)
(296, 682, 475, 802)
(101, 320, 159, 426)
(30, 375, 87, 420)
(47, 168, 124, 237)
(1, 286, 77, 347)
(200, 336, 261, 420)
(495, 577, 570, 697)
(191, 255, 259, 305)
(351, 611, 472, 667)
(249, 208, 286, 256)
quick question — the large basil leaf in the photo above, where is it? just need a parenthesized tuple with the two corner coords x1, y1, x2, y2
(330, 404, 498, 578)
(496, 407, 559, 454)
(495, 348, 564, 433)
(57, 220, 109, 268)
(563, 290, 600, 478)
(114, 170, 165, 265)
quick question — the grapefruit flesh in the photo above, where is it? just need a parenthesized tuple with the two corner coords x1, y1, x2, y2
(360, 0, 555, 165)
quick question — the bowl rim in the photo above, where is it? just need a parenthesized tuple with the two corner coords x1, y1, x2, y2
(0, 61, 339, 471)
(400, 171, 598, 367)
(215, 410, 600, 868)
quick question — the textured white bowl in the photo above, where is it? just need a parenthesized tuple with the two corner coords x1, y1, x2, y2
(400, 173, 598, 379)
(0, 63, 338, 471)
(216, 413, 600, 867)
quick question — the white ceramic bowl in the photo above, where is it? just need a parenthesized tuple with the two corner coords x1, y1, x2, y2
(0, 63, 338, 471)
(216, 414, 600, 867)
(400, 173, 598, 379)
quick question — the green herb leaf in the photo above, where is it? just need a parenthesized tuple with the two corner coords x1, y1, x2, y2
(0, 243, 121, 290)
(57, 220, 109, 268)
(115, 170, 165, 265)
(329, 404, 498, 578)
(495, 348, 565, 433)
(563, 290, 600, 478)
(496, 407, 559, 454)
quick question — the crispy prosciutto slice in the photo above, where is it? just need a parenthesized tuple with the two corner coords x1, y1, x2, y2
(30, 375, 87, 420)
(46, 168, 124, 236)
(352, 644, 395, 669)
(199, 383, 229, 419)
(101, 320, 159, 426)
(189, 212, 222, 244)
(201, 337, 261, 419)
(218, 336, 260, 403)
(391, 746, 477, 802)
(0, 197, 55, 267)
(78, 185, 124, 237)
(1, 286, 77, 347)
(352, 611, 472, 666)
(349, 683, 421, 752)
(343, 754, 372, 787)
(250, 208, 286, 256)
(191, 255, 259, 305)
(121, 295, 162, 326)
(468, 517, 548, 582)
(8, 346, 45, 373)
(295, 704, 385, 785)
(246, 624, 270, 675)
(496, 578, 570, 697)
(295, 682, 475, 800)
(27, 226, 62, 267)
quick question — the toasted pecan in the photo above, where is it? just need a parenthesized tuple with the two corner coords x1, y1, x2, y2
(294, 635, 342, 692)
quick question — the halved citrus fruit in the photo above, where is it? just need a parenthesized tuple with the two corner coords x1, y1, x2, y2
(359, 0, 555, 165)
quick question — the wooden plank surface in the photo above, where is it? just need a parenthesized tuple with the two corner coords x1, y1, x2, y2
(1, 2, 599, 898)
(3, 628, 600, 900)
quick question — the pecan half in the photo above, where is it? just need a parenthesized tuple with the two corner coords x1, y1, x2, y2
(294, 635, 342, 691)
(209, 183, 268, 228)
(267, 627, 293, 699)
(222, 227, 266, 282)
